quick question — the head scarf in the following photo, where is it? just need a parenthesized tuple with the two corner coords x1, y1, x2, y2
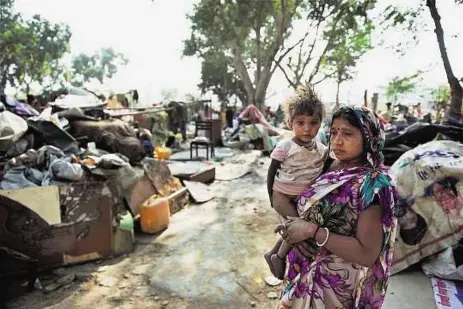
(331, 106, 386, 168)
(331, 106, 397, 217)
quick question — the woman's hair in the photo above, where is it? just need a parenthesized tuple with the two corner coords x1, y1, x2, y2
(331, 107, 361, 130)
(282, 85, 324, 129)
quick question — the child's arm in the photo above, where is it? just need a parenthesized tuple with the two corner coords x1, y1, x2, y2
(268, 139, 289, 207)
(267, 159, 281, 207)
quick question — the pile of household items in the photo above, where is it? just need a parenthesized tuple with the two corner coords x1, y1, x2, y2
(0, 91, 192, 300)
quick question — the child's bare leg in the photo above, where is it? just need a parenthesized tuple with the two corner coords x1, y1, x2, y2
(265, 191, 297, 278)
(272, 191, 298, 219)
(264, 238, 283, 277)
(271, 240, 291, 280)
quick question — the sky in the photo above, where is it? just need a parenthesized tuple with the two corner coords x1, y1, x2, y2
(13, 0, 463, 109)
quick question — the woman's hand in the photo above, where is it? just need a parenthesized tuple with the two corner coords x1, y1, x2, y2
(275, 217, 316, 245)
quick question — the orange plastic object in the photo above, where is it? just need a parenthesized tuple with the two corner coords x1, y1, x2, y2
(154, 146, 172, 160)
(139, 196, 170, 234)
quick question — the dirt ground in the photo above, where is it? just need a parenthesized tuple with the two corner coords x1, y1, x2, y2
(6, 151, 435, 309)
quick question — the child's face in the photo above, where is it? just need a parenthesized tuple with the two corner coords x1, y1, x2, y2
(291, 114, 321, 143)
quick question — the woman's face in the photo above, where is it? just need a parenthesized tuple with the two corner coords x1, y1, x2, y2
(330, 118, 364, 162)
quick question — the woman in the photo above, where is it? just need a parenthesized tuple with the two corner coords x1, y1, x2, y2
(274, 107, 398, 309)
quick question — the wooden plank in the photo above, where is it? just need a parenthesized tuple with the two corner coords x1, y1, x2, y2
(183, 181, 215, 203)
(0, 186, 61, 225)
(124, 176, 157, 217)
(167, 187, 189, 215)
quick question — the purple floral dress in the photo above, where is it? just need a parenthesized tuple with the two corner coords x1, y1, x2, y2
(278, 107, 398, 309)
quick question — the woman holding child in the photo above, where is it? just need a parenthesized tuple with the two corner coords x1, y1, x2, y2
(266, 86, 398, 309)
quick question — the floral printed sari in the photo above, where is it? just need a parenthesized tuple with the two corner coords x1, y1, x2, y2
(278, 107, 398, 309)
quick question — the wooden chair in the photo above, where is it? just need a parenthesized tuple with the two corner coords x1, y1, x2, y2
(190, 120, 215, 160)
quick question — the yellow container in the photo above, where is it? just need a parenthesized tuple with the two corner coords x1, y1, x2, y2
(154, 146, 172, 160)
(139, 196, 170, 234)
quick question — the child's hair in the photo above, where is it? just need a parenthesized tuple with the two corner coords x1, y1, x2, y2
(282, 85, 324, 129)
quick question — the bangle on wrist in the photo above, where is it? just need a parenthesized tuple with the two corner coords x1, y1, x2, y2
(316, 227, 330, 247)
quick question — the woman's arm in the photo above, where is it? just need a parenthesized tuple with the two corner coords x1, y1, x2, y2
(314, 204, 383, 267)
(281, 204, 383, 267)
(267, 159, 281, 206)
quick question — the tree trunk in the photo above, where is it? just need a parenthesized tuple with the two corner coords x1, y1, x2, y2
(0, 65, 8, 96)
(0, 77, 6, 96)
(427, 0, 463, 119)
(363, 89, 368, 107)
(335, 80, 341, 111)
(371, 93, 379, 112)
(227, 41, 255, 108)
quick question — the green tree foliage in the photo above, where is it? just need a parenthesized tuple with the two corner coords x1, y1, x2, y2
(183, 0, 306, 108)
(0, 0, 28, 94)
(431, 84, 450, 122)
(197, 49, 247, 105)
(184, 0, 378, 108)
(13, 15, 71, 94)
(432, 84, 450, 103)
(382, 0, 463, 119)
(71, 47, 129, 87)
(385, 72, 422, 104)
(322, 20, 373, 109)
(0, 0, 71, 95)
(278, 0, 376, 89)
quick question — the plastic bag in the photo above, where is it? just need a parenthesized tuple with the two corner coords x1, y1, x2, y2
(422, 247, 463, 281)
(0, 111, 28, 151)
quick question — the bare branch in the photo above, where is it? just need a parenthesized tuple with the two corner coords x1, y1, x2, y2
(256, 0, 298, 102)
(426, 0, 457, 84)
(426, 0, 463, 117)
(271, 31, 309, 74)
(312, 71, 337, 85)
(307, 6, 346, 83)
(277, 62, 297, 89)
(254, 0, 263, 84)
(300, 19, 323, 81)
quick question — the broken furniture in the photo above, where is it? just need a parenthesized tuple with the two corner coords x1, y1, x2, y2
(209, 118, 223, 146)
(0, 181, 134, 280)
(167, 161, 216, 184)
(190, 120, 215, 160)
(124, 158, 189, 218)
(183, 180, 215, 203)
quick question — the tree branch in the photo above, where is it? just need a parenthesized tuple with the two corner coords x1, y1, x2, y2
(299, 18, 323, 83)
(255, 0, 292, 104)
(426, 0, 457, 85)
(307, 6, 345, 83)
(312, 71, 337, 85)
(226, 40, 255, 104)
(271, 31, 309, 75)
(426, 0, 463, 117)
(277, 62, 297, 89)
(255, 0, 263, 84)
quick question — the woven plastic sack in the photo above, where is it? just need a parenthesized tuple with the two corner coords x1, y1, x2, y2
(390, 140, 463, 274)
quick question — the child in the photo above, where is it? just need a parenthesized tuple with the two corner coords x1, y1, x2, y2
(264, 85, 328, 280)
